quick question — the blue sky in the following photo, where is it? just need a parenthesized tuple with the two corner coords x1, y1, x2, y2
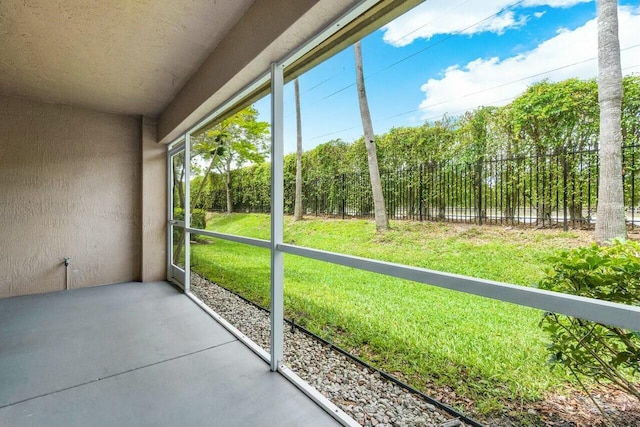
(254, 0, 640, 155)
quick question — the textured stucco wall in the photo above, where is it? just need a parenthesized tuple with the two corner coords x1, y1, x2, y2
(0, 94, 142, 297)
(158, 0, 358, 143)
(141, 117, 167, 282)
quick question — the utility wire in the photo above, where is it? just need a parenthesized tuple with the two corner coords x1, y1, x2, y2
(309, 44, 640, 141)
(390, 0, 474, 47)
(311, 124, 362, 141)
(370, 0, 524, 77)
(381, 43, 640, 122)
(283, 67, 348, 118)
(293, 0, 640, 128)
(304, 68, 345, 94)
(302, 0, 638, 141)
(290, 0, 474, 104)
(421, 95, 518, 123)
(305, 0, 527, 109)
(310, 93, 517, 141)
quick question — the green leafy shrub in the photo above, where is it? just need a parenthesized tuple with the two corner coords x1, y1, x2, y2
(538, 239, 640, 400)
(173, 208, 185, 221)
(191, 209, 207, 230)
(172, 208, 206, 230)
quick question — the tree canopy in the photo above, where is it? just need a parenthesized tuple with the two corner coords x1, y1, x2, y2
(190, 106, 269, 213)
(195, 76, 640, 227)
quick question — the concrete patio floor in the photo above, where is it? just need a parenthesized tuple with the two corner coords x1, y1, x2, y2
(0, 281, 340, 427)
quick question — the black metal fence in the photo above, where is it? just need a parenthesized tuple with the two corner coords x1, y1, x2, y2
(207, 144, 640, 229)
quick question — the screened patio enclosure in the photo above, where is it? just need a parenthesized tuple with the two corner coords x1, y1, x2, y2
(2, 0, 640, 426)
(0, 0, 371, 425)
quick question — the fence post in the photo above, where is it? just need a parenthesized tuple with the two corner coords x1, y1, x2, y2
(477, 159, 483, 226)
(419, 164, 424, 222)
(341, 173, 345, 220)
(563, 147, 568, 232)
(631, 146, 636, 230)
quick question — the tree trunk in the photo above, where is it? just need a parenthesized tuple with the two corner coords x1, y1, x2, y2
(172, 160, 185, 265)
(294, 78, 304, 221)
(569, 202, 586, 223)
(595, 0, 627, 243)
(173, 161, 185, 212)
(225, 157, 232, 215)
(354, 40, 389, 231)
(225, 171, 232, 214)
(192, 151, 219, 211)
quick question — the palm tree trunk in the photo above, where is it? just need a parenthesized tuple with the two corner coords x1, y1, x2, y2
(354, 40, 389, 231)
(595, 0, 627, 243)
(294, 78, 304, 221)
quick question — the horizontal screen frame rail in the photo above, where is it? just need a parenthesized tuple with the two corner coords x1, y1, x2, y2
(187, 227, 270, 249)
(277, 243, 640, 331)
(185, 226, 640, 330)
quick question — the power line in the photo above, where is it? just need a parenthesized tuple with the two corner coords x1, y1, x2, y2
(303, 0, 527, 110)
(383, 43, 640, 121)
(283, 68, 347, 118)
(304, 69, 345, 94)
(290, 0, 474, 103)
(421, 95, 517, 123)
(390, 0, 474, 47)
(311, 124, 362, 141)
(310, 94, 518, 141)
(370, 0, 526, 78)
(308, 44, 640, 141)
(302, 0, 638, 141)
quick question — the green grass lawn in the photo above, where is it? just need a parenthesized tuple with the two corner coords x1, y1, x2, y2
(190, 213, 593, 415)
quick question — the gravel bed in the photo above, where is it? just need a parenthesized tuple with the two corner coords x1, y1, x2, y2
(190, 272, 470, 427)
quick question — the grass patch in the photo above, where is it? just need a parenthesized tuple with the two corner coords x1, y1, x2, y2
(191, 213, 593, 415)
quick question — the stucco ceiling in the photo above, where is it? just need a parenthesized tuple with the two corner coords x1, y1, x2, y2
(0, 0, 256, 116)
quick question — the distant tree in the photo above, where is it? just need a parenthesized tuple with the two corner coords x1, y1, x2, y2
(299, 139, 350, 215)
(206, 106, 269, 214)
(354, 40, 389, 231)
(595, 0, 627, 243)
(456, 107, 497, 222)
(193, 74, 640, 225)
(191, 133, 227, 209)
(508, 79, 599, 224)
(172, 152, 186, 212)
(304, 139, 351, 176)
(376, 118, 455, 168)
(294, 78, 303, 221)
(621, 76, 640, 144)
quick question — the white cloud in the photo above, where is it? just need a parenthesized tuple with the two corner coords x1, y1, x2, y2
(382, 0, 592, 47)
(416, 6, 640, 121)
(469, 11, 529, 35)
(523, 0, 589, 7)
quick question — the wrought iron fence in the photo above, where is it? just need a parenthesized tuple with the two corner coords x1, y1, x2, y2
(206, 144, 640, 229)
